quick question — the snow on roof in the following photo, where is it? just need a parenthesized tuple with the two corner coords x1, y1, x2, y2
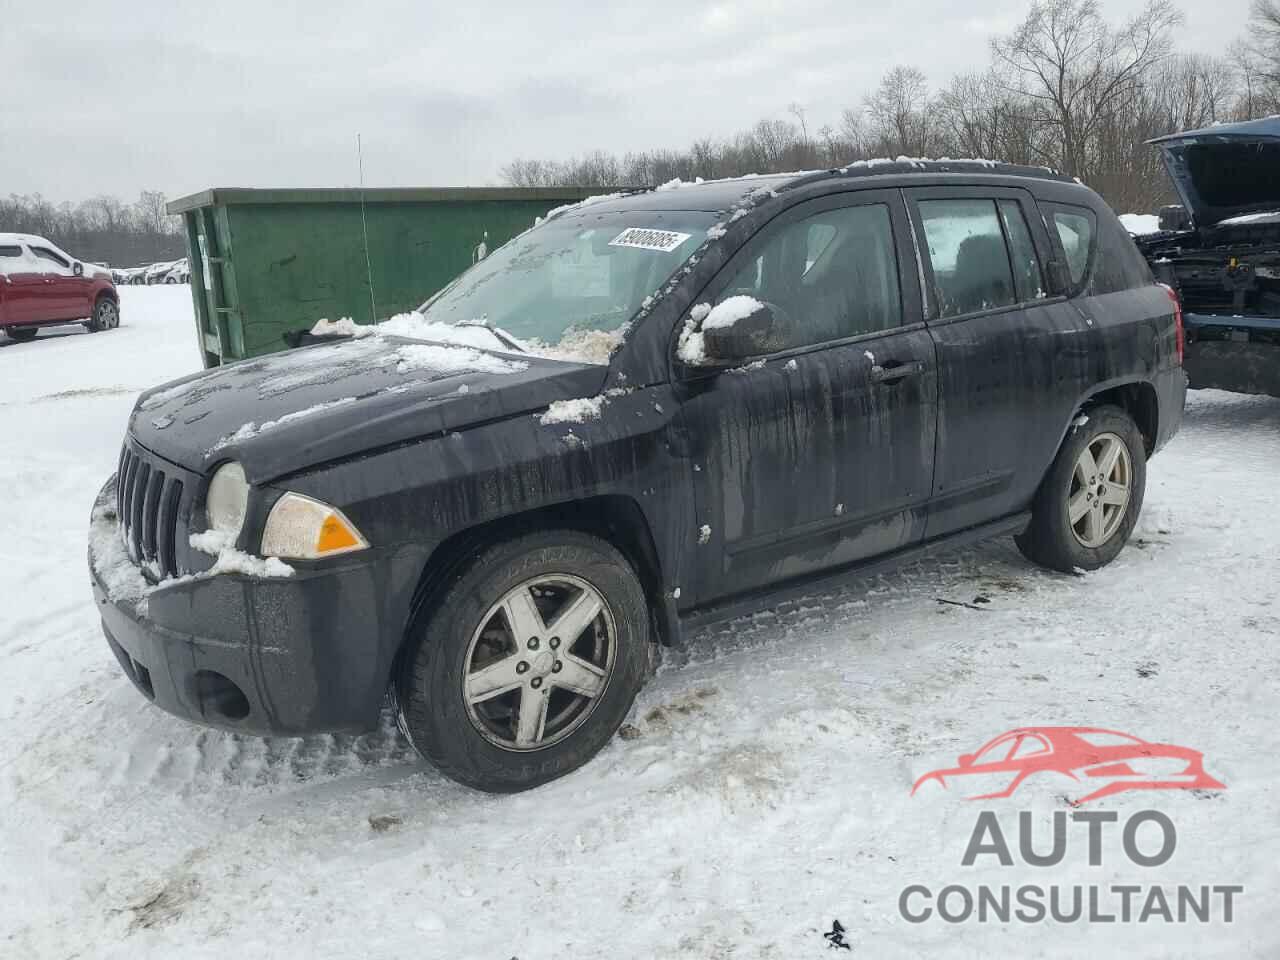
(0, 233, 53, 247)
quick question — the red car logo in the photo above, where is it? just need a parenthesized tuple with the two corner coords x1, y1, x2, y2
(911, 727, 1225, 806)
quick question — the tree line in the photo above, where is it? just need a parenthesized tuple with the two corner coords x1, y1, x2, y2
(503, 0, 1280, 214)
(0, 191, 186, 267)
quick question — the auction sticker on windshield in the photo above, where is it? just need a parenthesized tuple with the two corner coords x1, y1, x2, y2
(609, 228, 692, 252)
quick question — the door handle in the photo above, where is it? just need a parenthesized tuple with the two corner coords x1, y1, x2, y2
(869, 360, 926, 384)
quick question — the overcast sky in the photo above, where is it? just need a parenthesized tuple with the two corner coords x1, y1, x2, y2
(1, 0, 1252, 203)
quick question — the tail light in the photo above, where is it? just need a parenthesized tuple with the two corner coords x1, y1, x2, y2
(1160, 282, 1184, 366)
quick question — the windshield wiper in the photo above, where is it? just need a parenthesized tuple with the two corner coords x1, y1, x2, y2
(454, 318, 527, 353)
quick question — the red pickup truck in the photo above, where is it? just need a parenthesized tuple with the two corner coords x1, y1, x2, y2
(0, 233, 120, 342)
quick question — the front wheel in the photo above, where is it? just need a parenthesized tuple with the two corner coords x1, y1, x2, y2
(85, 297, 119, 332)
(1016, 405, 1146, 573)
(5, 327, 38, 342)
(396, 530, 650, 792)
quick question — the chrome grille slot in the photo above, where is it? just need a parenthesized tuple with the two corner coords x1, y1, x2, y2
(116, 442, 194, 582)
(157, 479, 184, 577)
(128, 461, 150, 562)
(141, 467, 165, 561)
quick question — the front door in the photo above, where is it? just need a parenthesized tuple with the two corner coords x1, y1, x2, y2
(674, 190, 938, 606)
(29, 244, 83, 320)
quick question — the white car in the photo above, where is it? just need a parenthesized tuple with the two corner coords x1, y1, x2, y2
(161, 259, 190, 284)
(144, 260, 180, 284)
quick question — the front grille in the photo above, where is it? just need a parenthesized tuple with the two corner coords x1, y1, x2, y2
(116, 443, 188, 580)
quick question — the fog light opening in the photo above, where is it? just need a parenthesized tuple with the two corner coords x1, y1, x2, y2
(193, 670, 250, 721)
(132, 659, 155, 700)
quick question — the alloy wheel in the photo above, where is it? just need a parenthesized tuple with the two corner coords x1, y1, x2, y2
(1068, 432, 1132, 548)
(97, 300, 119, 330)
(462, 574, 616, 751)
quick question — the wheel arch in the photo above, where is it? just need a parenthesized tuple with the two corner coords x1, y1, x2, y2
(1077, 380, 1158, 456)
(389, 495, 673, 695)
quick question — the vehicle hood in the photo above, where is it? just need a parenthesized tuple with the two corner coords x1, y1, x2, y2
(128, 335, 605, 483)
(1149, 117, 1280, 228)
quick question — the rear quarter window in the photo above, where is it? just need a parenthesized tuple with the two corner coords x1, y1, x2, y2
(1089, 213, 1156, 294)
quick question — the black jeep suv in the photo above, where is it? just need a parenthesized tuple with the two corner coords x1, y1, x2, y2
(89, 161, 1186, 792)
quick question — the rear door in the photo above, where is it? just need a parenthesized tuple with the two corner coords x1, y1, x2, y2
(904, 186, 1094, 537)
(675, 190, 938, 605)
(0, 244, 51, 326)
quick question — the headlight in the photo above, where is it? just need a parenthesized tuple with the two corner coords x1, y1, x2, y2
(261, 492, 369, 560)
(206, 462, 249, 538)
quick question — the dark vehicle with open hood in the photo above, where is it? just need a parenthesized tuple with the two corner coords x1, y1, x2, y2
(89, 160, 1186, 792)
(1138, 116, 1280, 397)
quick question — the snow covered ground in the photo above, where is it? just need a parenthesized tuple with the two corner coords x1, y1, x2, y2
(2, 287, 1278, 958)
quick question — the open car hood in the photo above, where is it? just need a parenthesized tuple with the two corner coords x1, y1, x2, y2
(1149, 117, 1280, 228)
(128, 335, 604, 484)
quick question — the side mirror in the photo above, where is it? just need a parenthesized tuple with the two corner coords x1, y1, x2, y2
(1045, 259, 1071, 296)
(73, 261, 84, 277)
(959, 753, 975, 768)
(699, 296, 782, 363)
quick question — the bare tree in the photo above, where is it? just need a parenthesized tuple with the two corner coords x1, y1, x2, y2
(991, 0, 1183, 177)
(865, 66, 934, 156)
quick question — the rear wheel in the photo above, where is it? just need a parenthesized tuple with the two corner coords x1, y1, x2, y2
(1016, 405, 1146, 572)
(5, 327, 37, 342)
(86, 297, 119, 333)
(396, 530, 650, 792)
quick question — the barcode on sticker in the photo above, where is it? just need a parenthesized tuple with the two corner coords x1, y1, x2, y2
(609, 228, 692, 252)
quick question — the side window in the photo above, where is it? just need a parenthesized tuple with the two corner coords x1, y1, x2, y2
(918, 199, 1016, 318)
(0, 245, 22, 259)
(973, 736, 1018, 765)
(31, 245, 71, 269)
(1047, 206, 1096, 288)
(1011, 734, 1050, 760)
(718, 203, 901, 350)
(997, 200, 1046, 302)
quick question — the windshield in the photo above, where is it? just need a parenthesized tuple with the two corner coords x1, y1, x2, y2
(415, 209, 718, 363)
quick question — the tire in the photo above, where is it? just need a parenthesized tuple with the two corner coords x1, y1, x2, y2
(86, 296, 119, 333)
(1016, 404, 1146, 573)
(165, 276, 177, 284)
(6, 327, 38, 342)
(397, 530, 650, 792)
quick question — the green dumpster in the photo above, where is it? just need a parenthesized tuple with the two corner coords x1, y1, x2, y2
(166, 187, 613, 368)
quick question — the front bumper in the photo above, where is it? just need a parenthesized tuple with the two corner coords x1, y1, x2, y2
(1184, 314, 1280, 397)
(88, 478, 425, 737)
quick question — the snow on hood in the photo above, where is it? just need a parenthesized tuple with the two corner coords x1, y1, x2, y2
(130, 334, 604, 483)
(1217, 210, 1280, 227)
